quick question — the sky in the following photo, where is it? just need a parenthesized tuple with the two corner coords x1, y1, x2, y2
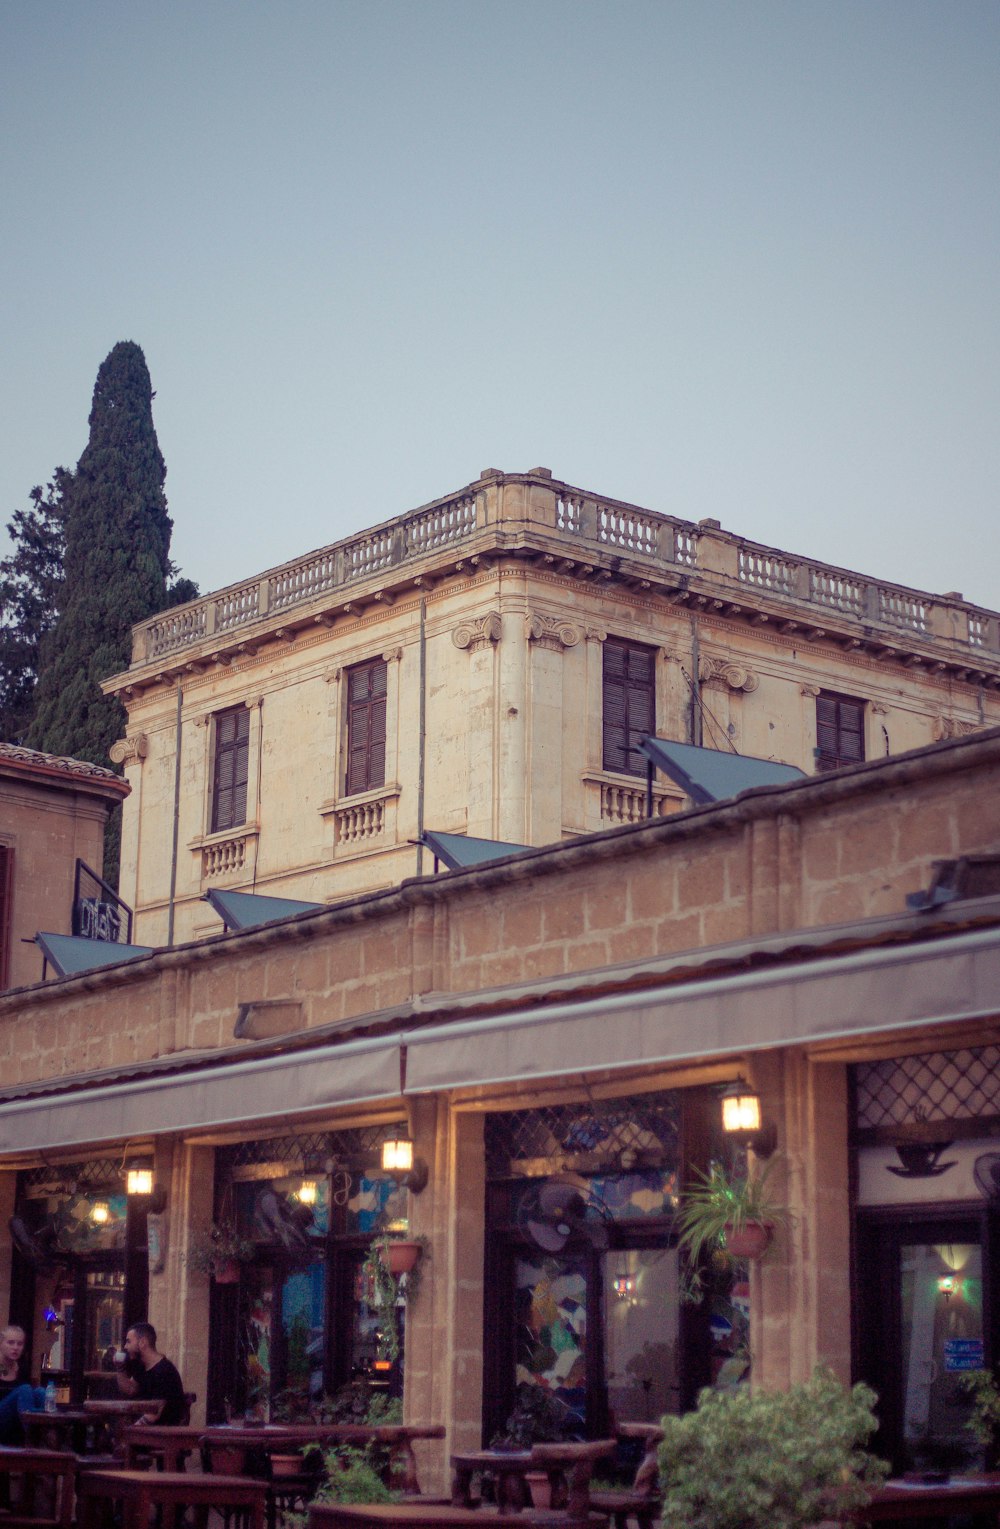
(1, 1, 998, 607)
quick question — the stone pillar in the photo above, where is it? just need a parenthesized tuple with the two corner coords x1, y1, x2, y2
(402, 1102, 485, 1496)
(748, 1048, 852, 1391)
(152, 1141, 214, 1425)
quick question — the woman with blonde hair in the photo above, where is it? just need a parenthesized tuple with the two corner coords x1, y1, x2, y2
(0, 1326, 45, 1443)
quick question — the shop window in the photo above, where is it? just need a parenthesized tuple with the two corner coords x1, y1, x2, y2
(603, 638, 655, 777)
(815, 691, 865, 772)
(211, 706, 250, 833)
(345, 658, 387, 796)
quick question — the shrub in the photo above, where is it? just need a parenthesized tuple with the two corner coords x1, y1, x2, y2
(658, 1367, 888, 1529)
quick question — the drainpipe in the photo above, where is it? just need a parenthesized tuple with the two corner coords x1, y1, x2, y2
(415, 598, 427, 876)
(166, 683, 183, 947)
(689, 614, 701, 745)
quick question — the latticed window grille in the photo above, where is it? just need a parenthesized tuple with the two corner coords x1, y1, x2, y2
(485, 1093, 680, 1179)
(219, 1125, 400, 1177)
(854, 1045, 1000, 1132)
(20, 1158, 125, 1196)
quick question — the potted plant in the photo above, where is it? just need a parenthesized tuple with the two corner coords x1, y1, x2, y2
(676, 1156, 785, 1270)
(310, 1444, 399, 1506)
(361, 1234, 429, 1365)
(962, 1368, 1000, 1468)
(657, 1366, 889, 1529)
(184, 1220, 254, 1283)
(491, 1383, 573, 1509)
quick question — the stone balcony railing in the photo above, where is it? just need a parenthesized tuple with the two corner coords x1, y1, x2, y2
(127, 468, 1000, 672)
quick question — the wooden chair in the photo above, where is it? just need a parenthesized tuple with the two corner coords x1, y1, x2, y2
(0, 1447, 75, 1528)
(525, 1438, 617, 1521)
(586, 1423, 664, 1529)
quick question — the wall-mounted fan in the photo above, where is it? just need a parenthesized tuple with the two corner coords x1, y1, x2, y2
(8, 1216, 60, 1269)
(973, 1152, 1000, 1205)
(253, 1188, 314, 1255)
(517, 1177, 612, 1253)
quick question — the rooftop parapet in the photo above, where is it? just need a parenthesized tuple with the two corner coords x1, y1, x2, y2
(115, 468, 1000, 688)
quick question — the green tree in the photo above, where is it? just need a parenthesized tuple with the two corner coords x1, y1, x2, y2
(26, 341, 195, 882)
(0, 475, 68, 741)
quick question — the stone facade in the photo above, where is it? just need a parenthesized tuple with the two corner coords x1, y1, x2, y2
(0, 743, 129, 991)
(0, 727, 998, 1475)
(102, 468, 1000, 947)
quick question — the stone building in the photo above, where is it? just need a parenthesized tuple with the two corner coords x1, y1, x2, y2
(0, 743, 129, 991)
(101, 467, 1000, 948)
(0, 723, 998, 1479)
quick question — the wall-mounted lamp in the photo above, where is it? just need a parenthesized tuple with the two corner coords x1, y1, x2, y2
(90, 1200, 110, 1225)
(937, 1274, 956, 1299)
(721, 1082, 777, 1159)
(381, 1135, 429, 1194)
(612, 1275, 636, 1303)
(296, 1179, 318, 1206)
(125, 1166, 167, 1214)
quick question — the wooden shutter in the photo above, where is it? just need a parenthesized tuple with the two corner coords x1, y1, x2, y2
(0, 846, 12, 989)
(603, 639, 655, 776)
(346, 659, 388, 795)
(816, 693, 865, 771)
(211, 707, 250, 833)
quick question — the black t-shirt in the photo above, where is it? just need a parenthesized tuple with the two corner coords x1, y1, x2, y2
(0, 1360, 29, 1402)
(136, 1356, 185, 1425)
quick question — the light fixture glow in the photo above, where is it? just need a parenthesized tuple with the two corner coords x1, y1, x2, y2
(126, 1168, 154, 1196)
(937, 1274, 956, 1298)
(382, 1138, 415, 1175)
(722, 1090, 762, 1134)
(297, 1179, 318, 1205)
(612, 1275, 636, 1302)
(91, 1200, 110, 1224)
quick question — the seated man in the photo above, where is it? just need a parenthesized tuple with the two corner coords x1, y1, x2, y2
(116, 1322, 186, 1425)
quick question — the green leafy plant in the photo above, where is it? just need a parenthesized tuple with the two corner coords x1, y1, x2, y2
(961, 1368, 1000, 1467)
(312, 1445, 400, 1505)
(675, 1157, 785, 1268)
(658, 1367, 889, 1529)
(491, 1383, 574, 1449)
(360, 1233, 430, 1365)
(184, 1219, 254, 1275)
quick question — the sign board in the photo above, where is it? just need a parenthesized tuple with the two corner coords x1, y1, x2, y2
(944, 1337, 984, 1372)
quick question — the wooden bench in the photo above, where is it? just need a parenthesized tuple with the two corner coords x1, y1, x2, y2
(0, 1447, 75, 1528)
(76, 1467, 268, 1529)
(587, 1423, 664, 1529)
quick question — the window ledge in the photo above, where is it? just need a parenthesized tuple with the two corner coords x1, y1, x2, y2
(189, 824, 260, 882)
(318, 783, 400, 818)
(188, 823, 260, 851)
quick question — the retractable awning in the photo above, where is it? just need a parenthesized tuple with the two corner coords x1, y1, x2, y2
(402, 924, 1000, 1093)
(638, 737, 805, 805)
(203, 887, 324, 932)
(0, 1035, 402, 1154)
(34, 931, 156, 978)
(415, 830, 534, 871)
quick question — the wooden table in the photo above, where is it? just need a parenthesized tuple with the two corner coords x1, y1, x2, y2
(202, 1422, 445, 1495)
(123, 1422, 205, 1472)
(848, 1471, 1000, 1521)
(21, 1409, 94, 1456)
(310, 1508, 588, 1528)
(0, 1446, 75, 1528)
(76, 1467, 268, 1529)
(451, 1439, 615, 1516)
(83, 1396, 164, 1456)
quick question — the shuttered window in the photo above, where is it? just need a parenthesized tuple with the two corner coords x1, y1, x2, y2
(346, 658, 387, 795)
(211, 706, 250, 833)
(815, 692, 865, 772)
(0, 846, 12, 989)
(603, 638, 656, 776)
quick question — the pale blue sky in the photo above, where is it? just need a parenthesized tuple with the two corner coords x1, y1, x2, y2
(2, 1, 997, 605)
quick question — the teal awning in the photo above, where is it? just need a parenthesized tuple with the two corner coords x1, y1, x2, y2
(34, 931, 155, 978)
(639, 736, 805, 805)
(203, 888, 324, 932)
(416, 830, 533, 872)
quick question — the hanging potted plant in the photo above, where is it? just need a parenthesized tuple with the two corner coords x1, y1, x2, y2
(676, 1157, 785, 1274)
(377, 1235, 424, 1277)
(361, 1234, 429, 1365)
(185, 1220, 254, 1283)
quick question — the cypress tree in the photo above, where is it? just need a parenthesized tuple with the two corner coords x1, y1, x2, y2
(27, 342, 192, 883)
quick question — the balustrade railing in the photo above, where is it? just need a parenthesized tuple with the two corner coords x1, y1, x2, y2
(136, 475, 998, 665)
